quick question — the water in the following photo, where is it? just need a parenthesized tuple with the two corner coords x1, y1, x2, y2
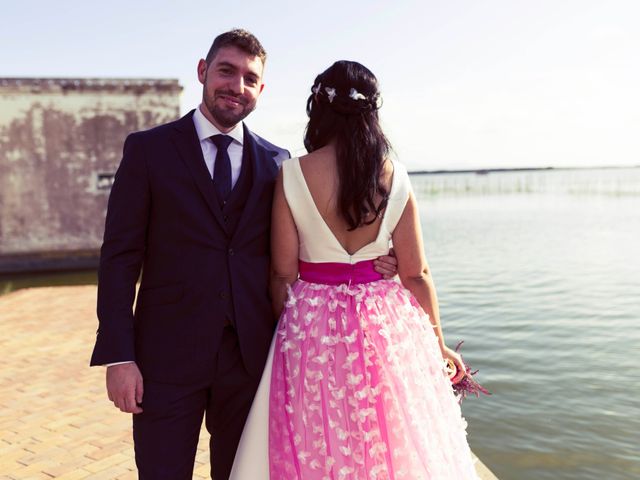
(1, 167, 638, 479)
(0, 269, 97, 296)
(413, 168, 640, 480)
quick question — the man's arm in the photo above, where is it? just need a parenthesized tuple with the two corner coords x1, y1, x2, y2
(91, 133, 150, 413)
(92, 133, 150, 365)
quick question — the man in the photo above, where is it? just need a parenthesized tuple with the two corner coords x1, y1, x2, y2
(91, 29, 395, 479)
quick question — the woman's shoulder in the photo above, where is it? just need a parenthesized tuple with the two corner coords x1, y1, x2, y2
(298, 149, 332, 168)
(280, 156, 301, 173)
(390, 158, 408, 176)
(388, 159, 411, 202)
(388, 158, 410, 187)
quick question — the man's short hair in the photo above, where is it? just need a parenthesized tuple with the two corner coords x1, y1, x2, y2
(205, 29, 267, 65)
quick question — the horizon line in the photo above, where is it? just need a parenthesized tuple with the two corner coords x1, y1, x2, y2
(409, 165, 640, 175)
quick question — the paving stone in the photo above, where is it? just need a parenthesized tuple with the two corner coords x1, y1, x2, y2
(0, 286, 215, 479)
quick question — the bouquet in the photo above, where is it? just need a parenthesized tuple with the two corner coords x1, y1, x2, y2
(444, 341, 491, 404)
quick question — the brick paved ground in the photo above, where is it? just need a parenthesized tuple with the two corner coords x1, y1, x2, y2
(0, 286, 497, 479)
(0, 286, 209, 480)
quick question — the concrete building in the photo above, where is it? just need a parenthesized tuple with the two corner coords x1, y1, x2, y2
(0, 78, 182, 272)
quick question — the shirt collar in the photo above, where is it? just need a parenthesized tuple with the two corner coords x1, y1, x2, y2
(193, 104, 244, 145)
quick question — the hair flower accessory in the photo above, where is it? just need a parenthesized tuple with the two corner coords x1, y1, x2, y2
(324, 87, 336, 103)
(312, 82, 322, 96)
(444, 341, 491, 404)
(349, 88, 366, 101)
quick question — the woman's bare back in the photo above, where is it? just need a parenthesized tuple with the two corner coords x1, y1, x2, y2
(298, 147, 394, 256)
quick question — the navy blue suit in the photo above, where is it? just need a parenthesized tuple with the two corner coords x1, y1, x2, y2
(90, 110, 289, 479)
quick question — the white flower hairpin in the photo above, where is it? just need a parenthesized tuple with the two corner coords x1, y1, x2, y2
(349, 88, 366, 101)
(312, 82, 322, 95)
(325, 87, 336, 103)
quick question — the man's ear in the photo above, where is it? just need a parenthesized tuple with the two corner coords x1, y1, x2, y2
(197, 59, 208, 85)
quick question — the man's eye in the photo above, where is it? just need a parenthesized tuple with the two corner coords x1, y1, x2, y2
(245, 77, 258, 85)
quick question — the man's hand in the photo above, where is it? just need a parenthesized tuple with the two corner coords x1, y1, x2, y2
(106, 363, 144, 414)
(374, 248, 398, 279)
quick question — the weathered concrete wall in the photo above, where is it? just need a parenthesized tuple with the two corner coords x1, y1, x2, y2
(0, 78, 181, 269)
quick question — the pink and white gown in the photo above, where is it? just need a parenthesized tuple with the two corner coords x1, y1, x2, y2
(230, 158, 479, 479)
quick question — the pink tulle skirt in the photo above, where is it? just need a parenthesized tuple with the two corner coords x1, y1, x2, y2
(268, 261, 479, 479)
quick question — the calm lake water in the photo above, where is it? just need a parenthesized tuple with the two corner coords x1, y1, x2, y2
(1, 167, 638, 479)
(414, 167, 640, 480)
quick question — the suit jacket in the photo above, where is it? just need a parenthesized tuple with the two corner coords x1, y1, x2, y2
(90, 110, 290, 384)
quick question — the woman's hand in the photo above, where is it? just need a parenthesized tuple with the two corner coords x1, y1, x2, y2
(441, 345, 466, 384)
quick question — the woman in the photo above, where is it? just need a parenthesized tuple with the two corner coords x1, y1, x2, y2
(231, 61, 479, 479)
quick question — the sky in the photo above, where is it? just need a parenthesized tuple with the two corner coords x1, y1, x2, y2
(2, 0, 639, 170)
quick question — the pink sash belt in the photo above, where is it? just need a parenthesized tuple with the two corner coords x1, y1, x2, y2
(298, 260, 383, 285)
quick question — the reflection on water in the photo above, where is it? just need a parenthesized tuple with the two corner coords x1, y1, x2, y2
(1, 168, 638, 479)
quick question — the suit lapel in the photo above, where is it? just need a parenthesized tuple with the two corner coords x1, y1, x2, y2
(170, 111, 228, 232)
(231, 125, 277, 243)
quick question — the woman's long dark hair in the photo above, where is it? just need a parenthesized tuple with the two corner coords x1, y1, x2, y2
(304, 61, 391, 231)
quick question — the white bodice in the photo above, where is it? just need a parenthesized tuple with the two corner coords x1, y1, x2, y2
(282, 157, 411, 264)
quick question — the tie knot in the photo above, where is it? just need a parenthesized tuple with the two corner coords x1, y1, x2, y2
(211, 134, 233, 150)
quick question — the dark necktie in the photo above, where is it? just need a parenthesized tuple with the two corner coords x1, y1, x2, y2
(211, 134, 233, 202)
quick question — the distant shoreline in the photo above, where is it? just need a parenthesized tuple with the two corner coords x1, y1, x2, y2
(409, 165, 640, 175)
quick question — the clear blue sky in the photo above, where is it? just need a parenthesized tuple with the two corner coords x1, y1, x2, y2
(2, 0, 639, 170)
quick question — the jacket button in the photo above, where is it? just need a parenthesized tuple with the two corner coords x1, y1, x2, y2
(223, 215, 229, 222)
(219, 292, 227, 299)
(228, 248, 234, 256)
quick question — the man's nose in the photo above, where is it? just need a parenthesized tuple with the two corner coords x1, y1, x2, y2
(228, 75, 244, 94)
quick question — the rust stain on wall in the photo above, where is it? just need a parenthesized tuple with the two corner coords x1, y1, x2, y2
(0, 78, 182, 268)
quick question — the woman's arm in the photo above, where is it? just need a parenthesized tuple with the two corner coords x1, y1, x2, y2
(270, 168, 300, 318)
(392, 191, 465, 382)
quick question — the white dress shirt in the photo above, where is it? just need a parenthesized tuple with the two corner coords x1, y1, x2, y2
(105, 106, 244, 368)
(192, 104, 244, 188)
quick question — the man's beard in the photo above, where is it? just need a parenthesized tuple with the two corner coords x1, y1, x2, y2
(203, 89, 256, 129)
